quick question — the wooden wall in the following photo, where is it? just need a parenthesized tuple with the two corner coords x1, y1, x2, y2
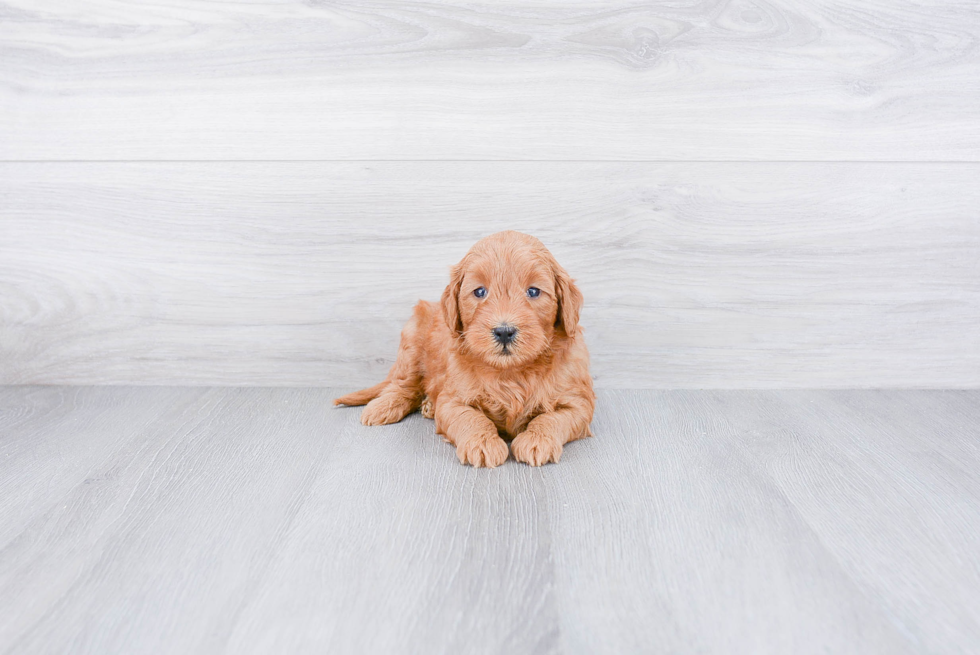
(2, 0, 978, 387)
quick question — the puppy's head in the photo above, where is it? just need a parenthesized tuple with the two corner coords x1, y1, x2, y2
(441, 231, 582, 369)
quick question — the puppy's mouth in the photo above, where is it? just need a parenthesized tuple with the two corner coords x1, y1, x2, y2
(483, 340, 536, 369)
(496, 339, 521, 358)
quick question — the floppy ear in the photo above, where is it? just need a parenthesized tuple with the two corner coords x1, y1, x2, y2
(553, 262, 583, 338)
(441, 262, 465, 335)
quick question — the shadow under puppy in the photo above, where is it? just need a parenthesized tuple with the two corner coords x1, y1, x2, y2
(335, 231, 594, 468)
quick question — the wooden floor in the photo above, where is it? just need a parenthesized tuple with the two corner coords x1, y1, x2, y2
(1, 387, 978, 654)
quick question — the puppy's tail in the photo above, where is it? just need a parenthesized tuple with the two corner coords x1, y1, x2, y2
(334, 381, 388, 407)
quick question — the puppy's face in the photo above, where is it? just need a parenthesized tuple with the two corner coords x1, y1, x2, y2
(442, 231, 582, 369)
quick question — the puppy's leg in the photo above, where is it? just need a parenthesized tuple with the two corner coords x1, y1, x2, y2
(436, 401, 509, 468)
(334, 381, 388, 407)
(512, 396, 594, 466)
(359, 305, 427, 426)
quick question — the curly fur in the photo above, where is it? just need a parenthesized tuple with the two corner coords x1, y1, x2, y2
(335, 231, 595, 467)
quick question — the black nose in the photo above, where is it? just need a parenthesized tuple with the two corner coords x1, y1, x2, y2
(492, 325, 517, 346)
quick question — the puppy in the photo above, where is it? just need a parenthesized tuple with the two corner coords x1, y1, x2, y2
(335, 231, 594, 467)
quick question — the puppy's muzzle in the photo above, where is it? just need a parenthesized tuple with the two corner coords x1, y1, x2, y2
(492, 325, 518, 347)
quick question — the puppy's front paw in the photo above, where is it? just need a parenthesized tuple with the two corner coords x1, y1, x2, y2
(511, 430, 562, 466)
(456, 434, 509, 468)
(419, 396, 435, 420)
(361, 394, 412, 426)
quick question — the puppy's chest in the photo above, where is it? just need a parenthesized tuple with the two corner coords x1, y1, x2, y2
(479, 383, 546, 435)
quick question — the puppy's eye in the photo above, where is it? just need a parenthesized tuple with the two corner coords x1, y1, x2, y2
(527, 287, 541, 298)
(473, 287, 487, 299)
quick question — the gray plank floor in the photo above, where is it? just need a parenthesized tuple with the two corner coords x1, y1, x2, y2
(1, 388, 978, 654)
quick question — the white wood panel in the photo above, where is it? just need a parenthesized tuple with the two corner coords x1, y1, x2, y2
(2, 161, 977, 387)
(1, 0, 978, 160)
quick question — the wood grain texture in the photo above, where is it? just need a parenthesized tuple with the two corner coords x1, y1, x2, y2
(537, 390, 918, 654)
(2, 387, 979, 653)
(2, 162, 978, 387)
(1, 0, 978, 160)
(706, 390, 980, 653)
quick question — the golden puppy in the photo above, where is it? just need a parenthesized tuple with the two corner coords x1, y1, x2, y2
(335, 231, 594, 467)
